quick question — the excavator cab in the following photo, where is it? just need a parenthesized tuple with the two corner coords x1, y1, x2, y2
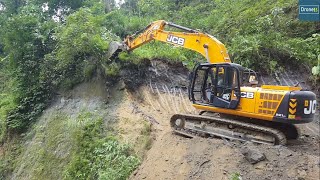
(189, 63, 243, 109)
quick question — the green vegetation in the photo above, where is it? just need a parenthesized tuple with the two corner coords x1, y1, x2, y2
(107, 0, 319, 71)
(0, 1, 118, 138)
(230, 172, 242, 180)
(134, 121, 153, 157)
(0, 0, 318, 179)
(312, 55, 320, 76)
(0, 110, 140, 180)
(14, 113, 72, 179)
(65, 114, 140, 180)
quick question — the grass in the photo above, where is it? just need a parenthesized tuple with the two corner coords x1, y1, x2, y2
(132, 121, 153, 158)
(64, 113, 140, 180)
(0, 136, 22, 179)
(12, 113, 72, 180)
(118, 42, 204, 70)
(2, 110, 142, 180)
(230, 172, 242, 180)
(140, 122, 153, 151)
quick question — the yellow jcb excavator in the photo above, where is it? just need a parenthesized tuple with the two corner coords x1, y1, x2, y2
(107, 20, 317, 145)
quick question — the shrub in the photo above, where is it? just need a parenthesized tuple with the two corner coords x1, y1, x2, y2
(64, 116, 140, 180)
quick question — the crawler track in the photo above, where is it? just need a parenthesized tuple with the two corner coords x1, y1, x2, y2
(170, 113, 287, 145)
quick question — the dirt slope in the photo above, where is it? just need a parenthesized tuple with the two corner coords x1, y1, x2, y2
(129, 87, 320, 180)
(125, 60, 320, 180)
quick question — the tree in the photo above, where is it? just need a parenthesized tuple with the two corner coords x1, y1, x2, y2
(1, 4, 57, 131)
(0, 0, 26, 14)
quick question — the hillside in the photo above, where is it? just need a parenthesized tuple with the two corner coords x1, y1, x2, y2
(3, 59, 320, 180)
(0, 0, 319, 179)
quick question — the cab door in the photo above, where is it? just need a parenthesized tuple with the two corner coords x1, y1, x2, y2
(212, 65, 241, 109)
(189, 64, 241, 109)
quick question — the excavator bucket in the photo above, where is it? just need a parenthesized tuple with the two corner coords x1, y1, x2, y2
(106, 41, 127, 60)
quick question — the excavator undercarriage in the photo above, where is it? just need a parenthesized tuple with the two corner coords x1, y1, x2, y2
(170, 112, 300, 145)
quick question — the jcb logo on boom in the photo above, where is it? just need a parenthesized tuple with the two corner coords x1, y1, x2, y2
(304, 100, 317, 114)
(166, 35, 185, 46)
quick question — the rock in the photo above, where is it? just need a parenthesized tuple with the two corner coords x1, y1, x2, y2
(240, 144, 266, 164)
(298, 169, 307, 177)
(132, 169, 139, 176)
(297, 169, 307, 180)
(118, 80, 126, 91)
(276, 145, 293, 157)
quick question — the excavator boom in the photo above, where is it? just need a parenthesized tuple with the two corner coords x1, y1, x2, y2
(107, 20, 230, 63)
